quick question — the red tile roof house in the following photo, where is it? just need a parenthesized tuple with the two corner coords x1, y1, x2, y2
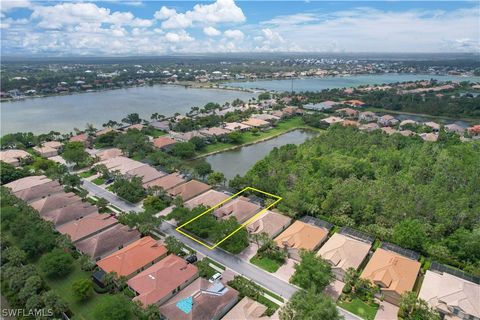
(213, 197, 262, 224)
(127, 254, 199, 307)
(30, 192, 83, 215)
(153, 136, 177, 150)
(184, 190, 230, 210)
(96, 236, 168, 279)
(75, 224, 141, 260)
(56, 212, 118, 243)
(143, 172, 187, 191)
(159, 278, 239, 320)
(468, 125, 480, 139)
(41, 202, 98, 227)
(167, 180, 212, 201)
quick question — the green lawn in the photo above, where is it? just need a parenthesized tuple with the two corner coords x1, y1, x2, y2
(36, 262, 104, 320)
(92, 177, 105, 185)
(337, 298, 379, 320)
(78, 171, 95, 178)
(250, 255, 283, 273)
(203, 257, 226, 270)
(147, 129, 167, 138)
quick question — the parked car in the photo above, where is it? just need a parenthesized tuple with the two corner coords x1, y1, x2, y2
(186, 254, 197, 264)
(209, 272, 222, 283)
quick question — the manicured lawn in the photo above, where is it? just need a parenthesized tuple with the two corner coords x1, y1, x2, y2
(148, 129, 167, 138)
(203, 257, 226, 270)
(36, 262, 103, 320)
(250, 255, 283, 273)
(337, 298, 379, 320)
(92, 177, 105, 185)
(78, 170, 95, 178)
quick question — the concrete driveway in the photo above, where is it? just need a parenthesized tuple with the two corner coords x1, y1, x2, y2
(324, 279, 345, 301)
(375, 300, 399, 320)
(274, 258, 297, 282)
(238, 243, 259, 261)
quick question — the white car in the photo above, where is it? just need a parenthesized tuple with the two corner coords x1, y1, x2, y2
(209, 272, 222, 283)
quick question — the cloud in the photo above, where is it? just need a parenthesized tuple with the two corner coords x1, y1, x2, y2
(155, 0, 245, 29)
(261, 13, 318, 26)
(224, 29, 244, 40)
(1, 0, 30, 12)
(164, 31, 194, 43)
(203, 26, 221, 36)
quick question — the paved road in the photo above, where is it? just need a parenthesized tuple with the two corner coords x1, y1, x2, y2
(84, 182, 359, 319)
(82, 179, 142, 213)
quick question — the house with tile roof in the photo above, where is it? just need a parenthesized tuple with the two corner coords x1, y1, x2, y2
(0, 149, 31, 167)
(75, 224, 141, 260)
(143, 172, 187, 190)
(445, 123, 466, 135)
(317, 233, 372, 281)
(33, 145, 58, 158)
(361, 248, 421, 305)
(467, 124, 480, 139)
(199, 127, 231, 138)
(97, 236, 167, 278)
(419, 269, 480, 320)
(321, 116, 344, 125)
(221, 296, 268, 320)
(125, 165, 166, 185)
(247, 210, 292, 239)
(424, 121, 440, 132)
(213, 197, 262, 224)
(223, 122, 251, 132)
(153, 136, 177, 150)
(378, 115, 399, 127)
(358, 111, 378, 123)
(4, 175, 51, 192)
(41, 202, 98, 227)
(95, 148, 123, 161)
(57, 212, 118, 243)
(128, 254, 198, 307)
(184, 190, 230, 210)
(30, 192, 82, 215)
(12, 180, 63, 203)
(274, 220, 329, 261)
(336, 108, 359, 118)
(241, 118, 271, 128)
(159, 278, 239, 320)
(167, 180, 211, 201)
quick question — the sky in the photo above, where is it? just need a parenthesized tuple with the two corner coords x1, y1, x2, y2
(1, 0, 479, 56)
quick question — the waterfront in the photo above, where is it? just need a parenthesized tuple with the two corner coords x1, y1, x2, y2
(203, 129, 318, 180)
(224, 74, 480, 92)
(1, 85, 255, 134)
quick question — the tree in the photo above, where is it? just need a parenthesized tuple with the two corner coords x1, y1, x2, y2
(62, 141, 90, 167)
(290, 250, 333, 293)
(208, 172, 226, 186)
(61, 173, 81, 191)
(0, 161, 29, 184)
(18, 275, 43, 303)
(165, 236, 184, 255)
(72, 279, 93, 301)
(193, 160, 212, 179)
(398, 292, 440, 320)
(114, 129, 152, 158)
(143, 195, 168, 213)
(258, 92, 271, 100)
(111, 176, 146, 203)
(227, 276, 260, 300)
(393, 219, 427, 252)
(96, 197, 109, 212)
(279, 289, 341, 320)
(227, 131, 243, 144)
(189, 136, 206, 151)
(38, 249, 74, 278)
(93, 295, 134, 320)
(122, 113, 141, 125)
(41, 290, 68, 317)
(170, 142, 195, 158)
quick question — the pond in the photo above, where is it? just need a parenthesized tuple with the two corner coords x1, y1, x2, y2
(1, 85, 256, 135)
(203, 129, 318, 181)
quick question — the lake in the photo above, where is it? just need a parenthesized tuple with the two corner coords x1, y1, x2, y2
(225, 74, 480, 92)
(203, 129, 318, 180)
(1, 85, 256, 135)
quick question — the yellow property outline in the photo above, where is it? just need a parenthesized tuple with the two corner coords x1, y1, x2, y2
(176, 187, 282, 250)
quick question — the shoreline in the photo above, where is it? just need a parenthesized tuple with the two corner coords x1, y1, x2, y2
(192, 126, 320, 160)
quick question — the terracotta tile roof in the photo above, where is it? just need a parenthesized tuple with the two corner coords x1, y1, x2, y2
(247, 211, 292, 238)
(419, 132, 439, 142)
(95, 128, 118, 137)
(97, 156, 146, 175)
(361, 248, 421, 298)
(0, 149, 31, 165)
(75, 224, 141, 260)
(444, 123, 466, 134)
(167, 180, 211, 201)
(275, 220, 328, 251)
(125, 124, 145, 131)
(419, 270, 480, 319)
(342, 120, 359, 127)
(317, 233, 371, 273)
(57, 212, 118, 243)
(322, 116, 344, 124)
(224, 122, 251, 131)
(468, 124, 480, 134)
(42, 141, 63, 149)
(399, 119, 418, 127)
(159, 277, 239, 320)
(170, 131, 205, 142)
(381, 127, 397, 135)
(251, 113, 280, 121)
(424, 122, 440, 130)
(5, 175, 52, 193)
(96, 148, 123, 161)
(222, 296, 268, 320)
(241, 118, 270, 128)
(33, 145, 58, 157)
(30, 192, 82, 215)
(336, 108, 359, 117)
(70, 133, 88, 143)
(153, 136, 177, 149)
(199, 127, 231, 137)
(128, 254, 198, 306)
(213, 197, 262, 223)
(13, 180, 63, 203)
(184, 190, 230, 210)
(398, 130, 415, 137)
(143, 172, 186, 190)
(97, 236, 167, 277)
(41, 202, 98, 227)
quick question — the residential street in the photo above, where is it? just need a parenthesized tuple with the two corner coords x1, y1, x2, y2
(83, 181, 359, 320)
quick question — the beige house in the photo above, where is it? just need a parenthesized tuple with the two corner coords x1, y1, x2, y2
(213, 197, 262, 223)
(274, 220, 329, 261)
(247, 210, 292, 239)
(419, 269, 479, 320)
(222, 297, 269, 320)
(0, 149, 31, 166)
(361, 248, 421, 306)
(317, 233, 372, 281)
(241, 118, 271, 128)
(33, 145, 58, 158)
(184, 190, 230, 210)
(224, 122, 251, 131)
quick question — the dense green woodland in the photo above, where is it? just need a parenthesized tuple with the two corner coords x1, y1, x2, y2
(232, 126, 480, 274)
